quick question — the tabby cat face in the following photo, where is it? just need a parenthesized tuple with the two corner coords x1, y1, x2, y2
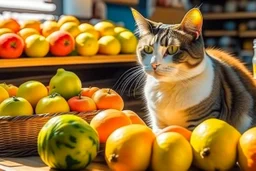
(132, 8, 206, 82)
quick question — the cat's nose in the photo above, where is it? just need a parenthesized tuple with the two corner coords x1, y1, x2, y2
(151, 63, 160, 70)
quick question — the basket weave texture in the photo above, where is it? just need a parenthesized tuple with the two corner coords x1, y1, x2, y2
(0, 111, 100, 157)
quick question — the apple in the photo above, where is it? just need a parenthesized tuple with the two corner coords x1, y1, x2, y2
(0, 33, 24, 59)
(47, 30, 75, 56)
(68, 95, 97, 112)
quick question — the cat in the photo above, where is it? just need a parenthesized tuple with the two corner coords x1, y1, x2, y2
(131, 7, 256, 133)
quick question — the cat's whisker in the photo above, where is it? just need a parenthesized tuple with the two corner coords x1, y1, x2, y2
(118, 70, 142, 95)
(127, 69, 144, 95)
(112, 66, 142, 91)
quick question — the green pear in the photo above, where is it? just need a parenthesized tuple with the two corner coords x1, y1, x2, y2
(49, 68, 82, 100)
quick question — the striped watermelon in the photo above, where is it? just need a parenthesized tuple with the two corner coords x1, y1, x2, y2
(38, 114, 99, 170)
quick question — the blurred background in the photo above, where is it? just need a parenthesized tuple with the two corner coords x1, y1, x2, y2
(0, 0, 256, 119)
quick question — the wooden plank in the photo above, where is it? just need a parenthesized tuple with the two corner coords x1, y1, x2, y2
(103, 0, 138, 5)
(239, 31, 256, 38)
(0, 55, 138, 69)
(204, 30, 238, 37)
(204, 12, 256, 20)
(0, 156, 110, 171)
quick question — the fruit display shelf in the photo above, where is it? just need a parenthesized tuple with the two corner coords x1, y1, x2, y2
(0, 54, 137, 69)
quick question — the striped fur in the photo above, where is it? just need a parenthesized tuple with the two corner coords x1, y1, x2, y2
(132, 8, 256, 133)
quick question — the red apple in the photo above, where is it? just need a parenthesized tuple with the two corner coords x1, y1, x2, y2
(0, 33, 24, 59)
(46, 30, 75, 56)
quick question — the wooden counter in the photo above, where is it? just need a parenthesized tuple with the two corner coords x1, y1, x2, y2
(0, 156, 110, 171)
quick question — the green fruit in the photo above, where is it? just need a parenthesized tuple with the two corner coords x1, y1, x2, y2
(49, 68, 82, 100)
(0, 96, 33, 116)
(35, 93, 70, 114)
(190, 118, 241, 171)
(38, 114, 99, 170)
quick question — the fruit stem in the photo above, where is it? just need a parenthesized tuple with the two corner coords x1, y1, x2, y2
(109, 154, 119, 163)
(108, 88, 111, 94)
(10, 42, 16, 49)
(200, 147, 211, 158)
(64, 40, 70, 46)
(78, 92, 82, 99)
(12, 96, 19, 102)
(49, 92, 60, 98)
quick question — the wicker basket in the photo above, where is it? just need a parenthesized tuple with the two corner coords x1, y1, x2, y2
(0, 111, 100, 157)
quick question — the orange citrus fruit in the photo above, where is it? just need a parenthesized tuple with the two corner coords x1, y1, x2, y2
(156, 125, 192, 141)
(90, 109, 131, 143)
(122, 110, 146, 125)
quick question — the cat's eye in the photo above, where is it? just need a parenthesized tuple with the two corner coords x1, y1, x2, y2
(143, 45, 153, 54)
(167, 45, 179, 55)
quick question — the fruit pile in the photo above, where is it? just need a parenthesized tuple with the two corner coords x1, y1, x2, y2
(0, 16, 137, 59)
(37, 111, 256, 171)
(0, 68, 125, 116)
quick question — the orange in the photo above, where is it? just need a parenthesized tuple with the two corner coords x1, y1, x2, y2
(156, 125, 192, 141)
(238, 127, 256, 171)
(105, 124, 155, 171)
(90, 109, 131, 143)
(7, 84, 18, 97)
(21, 20, 41, 32)
(41, 21, 59, 37)
(0, 18, 20, 33)
(122, 110, 146, 125)
(81, 86, 100, 98)
(92, 88, 124, 111)
(17, 80, 48, 108)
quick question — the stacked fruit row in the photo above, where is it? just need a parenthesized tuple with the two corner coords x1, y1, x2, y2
(37, 109, 256, 171)
(0, 16, 137, 59)
(0, 68, 125, 116)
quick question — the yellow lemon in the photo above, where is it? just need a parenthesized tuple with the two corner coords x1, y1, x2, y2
(105, 124, 155, 171)
(190, 118, 241, 170)
(0, 86, 9, 103)
(116, 31, 137, 54)
(25, 35, 49, 57)
(18, 28, 40, 41)
(17, 80, 48, 108)
(98, 35, 121, 55)
(58, 15, 80, 26)
(0, 28, 13, 36)
(94, 21, 115, 37)
(114, 26, 127, 35)
(76, 33, 99, 56)
(79, 23, 100, 39)
(60, 22, 81, 38)
(41, 21, 59, 37)
(151, 132, 193, 171)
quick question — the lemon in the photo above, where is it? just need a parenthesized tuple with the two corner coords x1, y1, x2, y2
(190, 118, 241, 170)
(25, 35, 50, 57)
(105, 124, 155, 171)
(58, 15, 80, 26)
(114, 26, 127, 35)
(94, 21, 115, 37)
(0, 86, 9, 103)
(17, 80, 48, 108)
(0, 28, 13, 36)
(116, 31, 137, 54)
(18, 28, 40, 41)
(152, 132, 192, 171)
(98, 36, 121, 55)
(60, 22, 81, 38)
(76, 33, 99, 56)
(79, 23, 100, 39)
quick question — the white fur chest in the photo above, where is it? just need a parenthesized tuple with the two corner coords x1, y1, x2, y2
(144, 57, 214, 128)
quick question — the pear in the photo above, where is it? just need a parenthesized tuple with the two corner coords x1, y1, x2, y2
(49, 68, 82, 100)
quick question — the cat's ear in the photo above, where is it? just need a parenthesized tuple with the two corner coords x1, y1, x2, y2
(180, 8, 203, 40)
(131, 8, 152, 37)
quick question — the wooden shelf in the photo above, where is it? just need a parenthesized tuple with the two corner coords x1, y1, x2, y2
(0, 55, 137, 69)
(239, 31, 256, 38)
(103, 0, 138, 5)
(204, 12, 256, 20)
(204, 30, 238, 37)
